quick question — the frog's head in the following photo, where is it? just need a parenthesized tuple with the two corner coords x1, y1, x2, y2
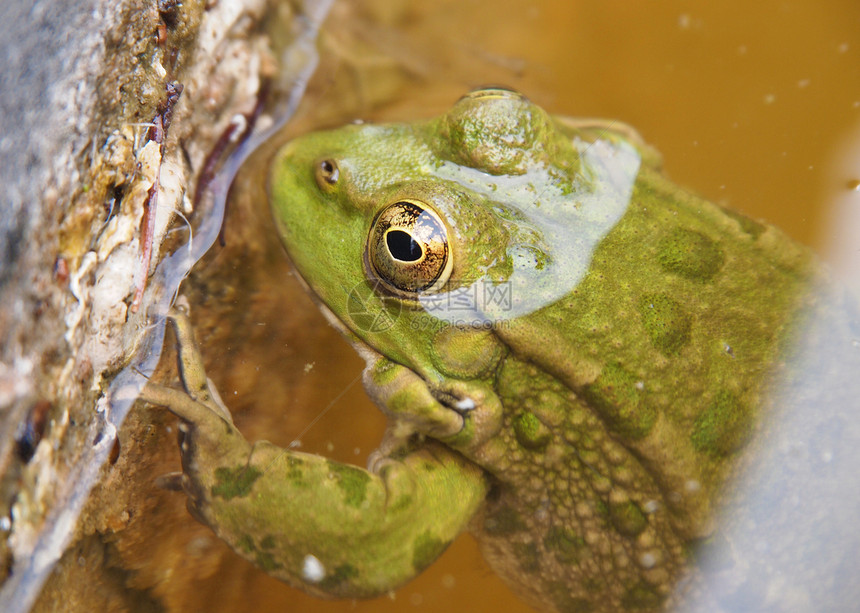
(269, 89, 640, 386)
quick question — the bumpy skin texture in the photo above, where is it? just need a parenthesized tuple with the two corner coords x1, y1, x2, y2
(147, 90, 815, 612)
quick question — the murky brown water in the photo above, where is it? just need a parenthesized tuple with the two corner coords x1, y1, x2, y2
(164, 1, 860, 611)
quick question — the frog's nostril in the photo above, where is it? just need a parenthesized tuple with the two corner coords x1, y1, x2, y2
(315, 158, 340, 188)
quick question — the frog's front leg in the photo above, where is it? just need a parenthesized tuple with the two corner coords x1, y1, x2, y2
(140, 308, 489, 598)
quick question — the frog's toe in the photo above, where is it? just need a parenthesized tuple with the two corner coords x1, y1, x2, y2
(184, 497, 210, 526)
(155, 469, 203, 506)
(154, 471, 185, 491)
(140, 380, 236, 442)
(363, 357, 464, 438)
(367, 450, 401, 475)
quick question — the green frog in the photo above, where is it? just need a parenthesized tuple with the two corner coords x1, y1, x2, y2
(141, 89, 818, 612)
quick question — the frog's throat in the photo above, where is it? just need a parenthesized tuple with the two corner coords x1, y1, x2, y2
(313, 291, 385, 370)
(285, 260, 389, 370)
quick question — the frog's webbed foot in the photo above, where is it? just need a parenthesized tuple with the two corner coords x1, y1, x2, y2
(361, 356, 464, 440)
(362, 355, 503, 452)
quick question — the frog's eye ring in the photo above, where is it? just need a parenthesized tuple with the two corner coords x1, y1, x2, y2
(314, 158, 340, 189)
(367, 200, 452, 294)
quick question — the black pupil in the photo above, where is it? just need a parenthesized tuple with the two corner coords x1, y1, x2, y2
(387, 230, 422, 262)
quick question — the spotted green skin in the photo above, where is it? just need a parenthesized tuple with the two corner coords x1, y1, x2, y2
(153, 91, 814, 612)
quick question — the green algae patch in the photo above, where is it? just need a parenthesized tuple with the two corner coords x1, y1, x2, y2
(286, 456, 308, 486)
(327, 460, 371, 508)
(621, 582, 665, 609)
(388, 492, 414, 514)
(657, 228, 724, 281)
(638, 293, 692, 355)
(513, 411, 551, 450)
(235, 532, 282, 571)
(211, 465, 262, 500)
(582, 362, 655, 440)
(412, 531, 447, 571)
(318, 563, 359, 592)
(543, 526, 586, 564)
(236, 533, 255, 554)
(256, 550, 283, 573)
(691, 390, 753, 455)
(608, 500, 648, 537)
(368, 357, 401, 386)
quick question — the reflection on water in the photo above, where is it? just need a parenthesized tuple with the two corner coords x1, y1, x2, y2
(681, 279, 860, 612)
(152, 1, 860, 612)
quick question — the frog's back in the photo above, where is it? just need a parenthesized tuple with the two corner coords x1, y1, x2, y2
(469, 159, 818, 612)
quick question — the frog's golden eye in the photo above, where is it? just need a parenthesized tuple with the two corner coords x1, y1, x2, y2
(315, 159, 340, 189)
(367, 200, 452, 294)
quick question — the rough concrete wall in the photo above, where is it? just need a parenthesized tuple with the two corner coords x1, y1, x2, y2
(0, 1, 316, 610)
